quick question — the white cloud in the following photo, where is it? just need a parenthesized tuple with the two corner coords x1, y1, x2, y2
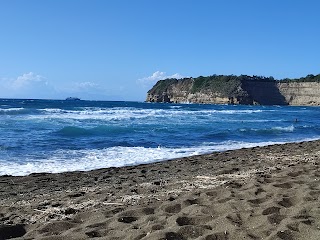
(55, 81, 100, 93)
(72, 81, 99, 91)
(0, 74, 126, 100)
(11, 72, 47, 89)
(142, 71, 167, 81)
(137, 71, 186, 87)
(0, 72, 56, 99)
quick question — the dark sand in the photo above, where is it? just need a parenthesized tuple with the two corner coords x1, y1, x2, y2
(1, 141, 320, 239)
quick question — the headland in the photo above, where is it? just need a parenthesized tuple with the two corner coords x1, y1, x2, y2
(146, 74, 320, 106)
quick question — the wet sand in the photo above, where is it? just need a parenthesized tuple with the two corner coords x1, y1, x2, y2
(1, 140, 320, 239)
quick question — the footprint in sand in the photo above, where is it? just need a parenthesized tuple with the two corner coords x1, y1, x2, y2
(151, 224, 164, 230)
(0, 224, 26, 239)
(118, 216, 138, 223)
(176, 216, 195, 226)
(205, 191, 218, 198)
(287, 171, 303, 177)
(254, 187, 266, 195)
(287, 221, 300, 232)
(141, 207, 155, 215)
(205, 232, 229, 240)
(278, 197, 295, 208)
(276, 229, 295, 240)
(85, 230, 102, 238)
(164, 231, 184, 240)
(164, 203, 182, 214)
(183, 198, 200, 206)
(248, 197, 268, 205)
(177, 225, 211, 239)
(267, 213, 285, 225)
(273, 182, 293, 189)
(262, 206, 280, 215)
(38, 221, 76, 235)
(226, 213, 242, 227)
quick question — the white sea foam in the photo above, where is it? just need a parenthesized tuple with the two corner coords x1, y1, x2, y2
(272, 125, 295, 132)
(229, 119, 283, 123)
(31, 107, 267, 122)
(40, 108, 66, 113)
(1, 138, 317, 176)
(210, 109, 263, 114)
(0, 146, 196, 176)
(0, 108, 24, 112)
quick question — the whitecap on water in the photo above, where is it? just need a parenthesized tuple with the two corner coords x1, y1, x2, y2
(272, 125, 295, 132)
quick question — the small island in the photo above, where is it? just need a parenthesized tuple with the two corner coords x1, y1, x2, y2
(65, 97, 81, 101)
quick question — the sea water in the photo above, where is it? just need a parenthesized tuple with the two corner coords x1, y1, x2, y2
(1, 99, 320, 176)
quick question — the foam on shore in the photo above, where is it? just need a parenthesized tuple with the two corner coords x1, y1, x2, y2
(1, 138, 319, 176)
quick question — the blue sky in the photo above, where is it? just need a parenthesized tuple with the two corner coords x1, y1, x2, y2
(0, 0, 319, 101)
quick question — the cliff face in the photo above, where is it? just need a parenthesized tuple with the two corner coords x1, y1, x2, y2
(278, 82, 320, 106)
(146, 76, 320, 106)
(146, 81, 234, 104)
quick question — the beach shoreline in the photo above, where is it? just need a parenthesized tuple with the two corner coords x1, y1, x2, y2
(1, 140, 320, 239)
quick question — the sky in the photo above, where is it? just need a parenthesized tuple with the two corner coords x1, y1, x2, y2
(0, 0, 319, 101)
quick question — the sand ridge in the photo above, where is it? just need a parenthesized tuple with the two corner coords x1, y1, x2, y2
(0, 141, 320, 239)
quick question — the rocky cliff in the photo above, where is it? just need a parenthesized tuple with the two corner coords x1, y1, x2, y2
(146, 74, 320, 106)
(278, 82, 320, 106)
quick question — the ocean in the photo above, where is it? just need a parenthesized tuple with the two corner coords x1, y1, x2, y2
(1, 99, 320, 176)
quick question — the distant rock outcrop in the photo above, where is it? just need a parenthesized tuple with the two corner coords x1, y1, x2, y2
(146, 74, 320, 106)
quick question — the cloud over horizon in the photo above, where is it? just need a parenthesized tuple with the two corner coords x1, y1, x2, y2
(71, 81, 100, 91)
(0, 73, 125, 100)
(0, 72, 55, 99)
(137, 71, 186, 88)
(11, 72, 47, 89)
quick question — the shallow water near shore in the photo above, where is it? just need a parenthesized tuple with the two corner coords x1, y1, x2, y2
(1, 99, 320, 176)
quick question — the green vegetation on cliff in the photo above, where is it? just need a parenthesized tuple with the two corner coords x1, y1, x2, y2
(149, 79, 178, 95)
(148, 74, 278, 97)
(191, 75, 241, 96)
(149, 74, 320, 95)
(282, 74, 320, 82)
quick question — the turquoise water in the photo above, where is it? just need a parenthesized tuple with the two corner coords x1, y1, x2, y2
(1, 99, 320, 176)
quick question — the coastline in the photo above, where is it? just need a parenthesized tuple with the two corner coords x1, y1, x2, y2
(1, 140, 320, 239)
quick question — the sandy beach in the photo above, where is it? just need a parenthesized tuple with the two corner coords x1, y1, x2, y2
(1, 140, 320, 239)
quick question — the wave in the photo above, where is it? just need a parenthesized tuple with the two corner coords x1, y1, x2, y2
(35, 108, 153, 121)
(228, 119, 283, 123)
(40, 108, 67, 113)
(28, 107, 269, 123)
(1, 138, 318, 176)
(209, 109, 263, 114)
(272, 125, 295, 132)
(239, 125, 295, 133)
(0, 107, 25, 112)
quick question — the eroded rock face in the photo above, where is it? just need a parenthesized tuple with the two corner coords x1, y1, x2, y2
(146, 92, 232, 104)
(146, 78, 320, 106)
(278, 82, 320, 106)
(146, 77, 252, 105)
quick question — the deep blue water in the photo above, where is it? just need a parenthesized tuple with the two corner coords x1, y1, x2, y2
(1, 99, 320, 176)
